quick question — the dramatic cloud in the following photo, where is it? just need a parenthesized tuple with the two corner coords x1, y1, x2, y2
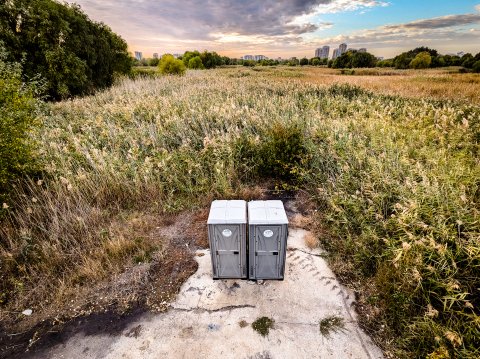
(70, 0, 387, 55)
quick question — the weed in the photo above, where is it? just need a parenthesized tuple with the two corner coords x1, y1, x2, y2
(319, 315, 346, 338)
(252, 317, 275, 336)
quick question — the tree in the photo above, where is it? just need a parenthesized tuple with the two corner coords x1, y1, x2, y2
(199, 50, 223, 69)
(473, 60, 480, 73)
(311, 58, 321, 66)
(300, 57, 309, 66)
(158, 54, 186, 75)
(188, 56, 204, 69)
(409, 52, 432, 69)
(148, 58, 159, 67)
(332, 52, 353, 68)
(182, 50, 201, 66)
(351, 52, 377, 68)
(0, 0, 132, 100)
(461, 54, 475, 69)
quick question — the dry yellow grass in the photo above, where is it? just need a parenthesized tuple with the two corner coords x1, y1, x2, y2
(304, 232, 318, 249)
(300, 67, 480, 104)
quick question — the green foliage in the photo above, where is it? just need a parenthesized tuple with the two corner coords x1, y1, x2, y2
(252, 317, 275, 336)
(187, 56, 204, 69)
(237, 122, 310, 186)
(199, 50, 223, 69)
(410, 51, 432, 69)
(158, 54, 186, 75)
(182, 50, 201, 67)
(332, 50, 377, 69)
(0, 46, 40, 205)
(0, 0, 131, 100)
(300, 57, 309, 66)
(311, 58, 321, 66)
(473, 60, 480, 73)
(394, 47, 438, 69)
(377, 59, 394, 67)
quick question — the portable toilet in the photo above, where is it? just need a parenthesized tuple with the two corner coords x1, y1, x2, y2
(248, 200, 289, 280)
(207, 200, 247, 279)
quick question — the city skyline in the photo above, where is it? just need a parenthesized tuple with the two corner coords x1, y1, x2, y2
(68, 1, 480, 59)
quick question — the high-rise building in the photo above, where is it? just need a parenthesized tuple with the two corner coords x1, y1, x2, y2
(315, 46, 330, 59)
(134, 51, 142, 61)
(358, 48, 367, 53)
(153, 53, 159, 59)
(254, 55, 268, 61)
(338, 43, 347, 55)
(332, 48, 339, 59)
(243, 55, 254, 60)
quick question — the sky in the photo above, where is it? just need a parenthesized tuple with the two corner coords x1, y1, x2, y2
(68, 0, 480, 59)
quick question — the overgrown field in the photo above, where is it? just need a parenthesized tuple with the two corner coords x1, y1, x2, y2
(1, 67, 479, 358)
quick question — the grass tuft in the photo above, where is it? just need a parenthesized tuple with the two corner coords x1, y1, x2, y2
(319, 315, 346, 338)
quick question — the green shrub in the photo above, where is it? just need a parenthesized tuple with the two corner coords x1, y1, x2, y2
(410, 51, 432, 69)
(158, 54, 186, 75)
(188, 56, 205, 69)
(473, 60, 480, 73)
(0, 47, 41, 206)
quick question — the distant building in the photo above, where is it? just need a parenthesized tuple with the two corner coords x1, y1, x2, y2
(153, 53, 159, 59)
(254, 55, 268, 61)
(173, 53, 182, 59)
(457, 51, 465, 57)
(332, 48, 339, 59)
(338, 43, 347, 55)
(134, 51, 142, 61)
(243, 55, 254, 60)
(358, 48, 367, 53)
(315, 45, 330, 59)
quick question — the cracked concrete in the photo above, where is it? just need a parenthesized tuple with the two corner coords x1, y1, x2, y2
(34, 228, 384, 359)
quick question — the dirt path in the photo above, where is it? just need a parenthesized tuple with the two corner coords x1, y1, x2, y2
(28, 226, 383, 359)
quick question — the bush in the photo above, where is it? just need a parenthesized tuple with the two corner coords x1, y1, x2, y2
(410, 51, 432, 69)
(0, 46, 40, 206)
(188, 56, 205, 69)
(158, 54, 186, 75)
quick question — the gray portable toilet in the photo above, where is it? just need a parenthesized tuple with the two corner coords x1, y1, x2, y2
(248, 200, 289, 280)
(207, 200, 247, 279)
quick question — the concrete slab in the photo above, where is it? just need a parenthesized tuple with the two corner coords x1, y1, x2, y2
(38, 229, 384, 359)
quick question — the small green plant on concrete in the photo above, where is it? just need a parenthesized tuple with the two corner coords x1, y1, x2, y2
(252, 316, 275, 336)
(319, 316, 346, 338)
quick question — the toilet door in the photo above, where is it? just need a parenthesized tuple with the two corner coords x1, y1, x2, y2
(214, 225, 241, 278)
(254, 225, 281, 279)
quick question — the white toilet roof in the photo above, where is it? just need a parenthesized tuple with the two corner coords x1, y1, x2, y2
(248, 200, 288, 225)
(207, 200, 247, 224)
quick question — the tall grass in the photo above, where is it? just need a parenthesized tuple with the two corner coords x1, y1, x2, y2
(1, 68, 479, 357)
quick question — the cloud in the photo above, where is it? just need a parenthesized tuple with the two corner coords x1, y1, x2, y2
(70, 0, 387, 52)
(384, 14, 480, 30)
(307, 12, 480, 57)
(476, 4, 480, 12)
